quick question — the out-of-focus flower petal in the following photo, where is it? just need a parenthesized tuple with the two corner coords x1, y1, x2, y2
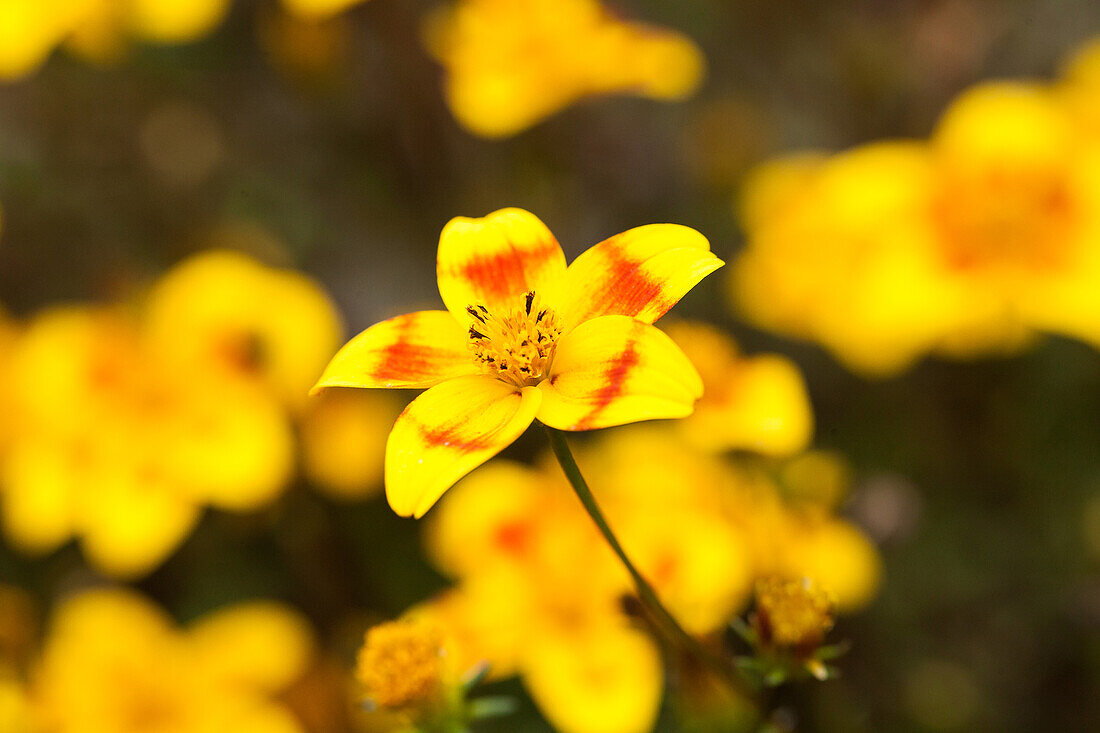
(385, 376, 541, 518)
(537, 315, 702, 431)
(79, 466, 202, 579)
(436, 208, 567, 320)
(188, 602, 314, 694)
(523, 625, 664, 733)
(312, 311, 477, 392)
(560, 224, 721, 331)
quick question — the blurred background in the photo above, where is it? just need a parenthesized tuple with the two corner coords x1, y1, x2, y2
(1, 1, 1100, 731)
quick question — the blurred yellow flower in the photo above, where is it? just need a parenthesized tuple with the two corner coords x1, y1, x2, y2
(29, 588, 313, 733)
(732, 142, 969, 375)
(664, 320, 813, 456)
(314, 207, 721, 518)
(423, 0, 704, 137)
(146, 248, 344, 412)
(300, 388, 401, 501)
(0, 0, 232, 77)
(0, 306, 294, 578)
(732, 45, 1100, 373)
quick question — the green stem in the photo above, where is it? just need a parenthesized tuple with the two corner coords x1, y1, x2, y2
(543, 425, 743, 690)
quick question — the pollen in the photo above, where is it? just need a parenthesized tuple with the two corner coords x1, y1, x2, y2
(754, 576, 835, 649)
(466, 291, 562, 387)
(356, 620, 445, 709)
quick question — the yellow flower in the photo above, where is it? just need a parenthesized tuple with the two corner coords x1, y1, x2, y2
(423, 0, 704, 138)
(732, 142, 971, 375)
(313, 207, 721, 518)
(300, 388, 401, 500)
(356, 620, 445, 710)
(752, 576, 835, 649)
(733, 67, 1100, 372)
(146, 248, 344, 412)
(0, 306, 293, 577)
(28, 588, 313, 733)
(929, 81, 1100, 353)
(664, 320, 814, 456)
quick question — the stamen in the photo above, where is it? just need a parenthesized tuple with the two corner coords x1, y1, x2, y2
(466, 290, 562, 387)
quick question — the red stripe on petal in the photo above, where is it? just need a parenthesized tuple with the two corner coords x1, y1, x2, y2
(591, 238, 669, 319)
(573, 341, 640, 430)
(457, 238, 561, 302)
(411, 415, 498, 453)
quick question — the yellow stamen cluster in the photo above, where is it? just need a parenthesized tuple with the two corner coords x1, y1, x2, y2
(467, 291, 562, 387)
(754, 576, 835, 648)
(356, 620, 445, 709)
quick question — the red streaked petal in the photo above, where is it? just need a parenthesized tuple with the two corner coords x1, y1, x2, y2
(385, 376, 541, 518)
(537, 315, 703, 431)
(560, 224, 722, 331)
(311, 311, 477, 392)
(437, 208, 567, 320)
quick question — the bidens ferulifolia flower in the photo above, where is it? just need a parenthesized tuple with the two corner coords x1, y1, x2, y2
(312, 208, 722, 518)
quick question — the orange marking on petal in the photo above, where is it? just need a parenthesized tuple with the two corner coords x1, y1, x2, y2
(372, 317, 434, 381)
(413, 416, 497, 453)
(494, 520, 533, 555)
(456, 238, 562, 301)
(573, 341, 640, 430)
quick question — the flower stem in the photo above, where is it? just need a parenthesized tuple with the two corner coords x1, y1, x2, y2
(542, 425, 743, 690)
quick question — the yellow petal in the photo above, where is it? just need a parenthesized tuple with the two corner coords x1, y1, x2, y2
(312, 310, 476, 392)
(0, 437, 78, 555)
(523, 626, 664, 733)
(436, 208, 567, 321)
(537, 316, 703, 431)
(188, 602, 314, 693)
(385, 376, 541, 518)
(560, 224, 722, 331)
(79, 464, 201, 579)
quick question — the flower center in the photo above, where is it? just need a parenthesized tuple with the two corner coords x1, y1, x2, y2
(466, 291, 562, 387)
(356, 620, 445, 710)
(753, 576, 835, 649)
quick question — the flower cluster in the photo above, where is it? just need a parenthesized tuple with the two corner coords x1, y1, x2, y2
(0, 242, 399, 578)
(731, 35, 1100, 375)
(406, 426, 880, 733)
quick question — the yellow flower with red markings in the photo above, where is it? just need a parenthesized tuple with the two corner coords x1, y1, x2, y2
(313, 207, 722, 518)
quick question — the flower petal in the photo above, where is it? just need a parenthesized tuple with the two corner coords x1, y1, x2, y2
(436, 208, 567, 320)
(537, 315, 703, 431)
(560, 224, 723, 331)
(385, 376, 541, 518)
(188, 602, 314, 693)
(311, 311, 476, 392)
